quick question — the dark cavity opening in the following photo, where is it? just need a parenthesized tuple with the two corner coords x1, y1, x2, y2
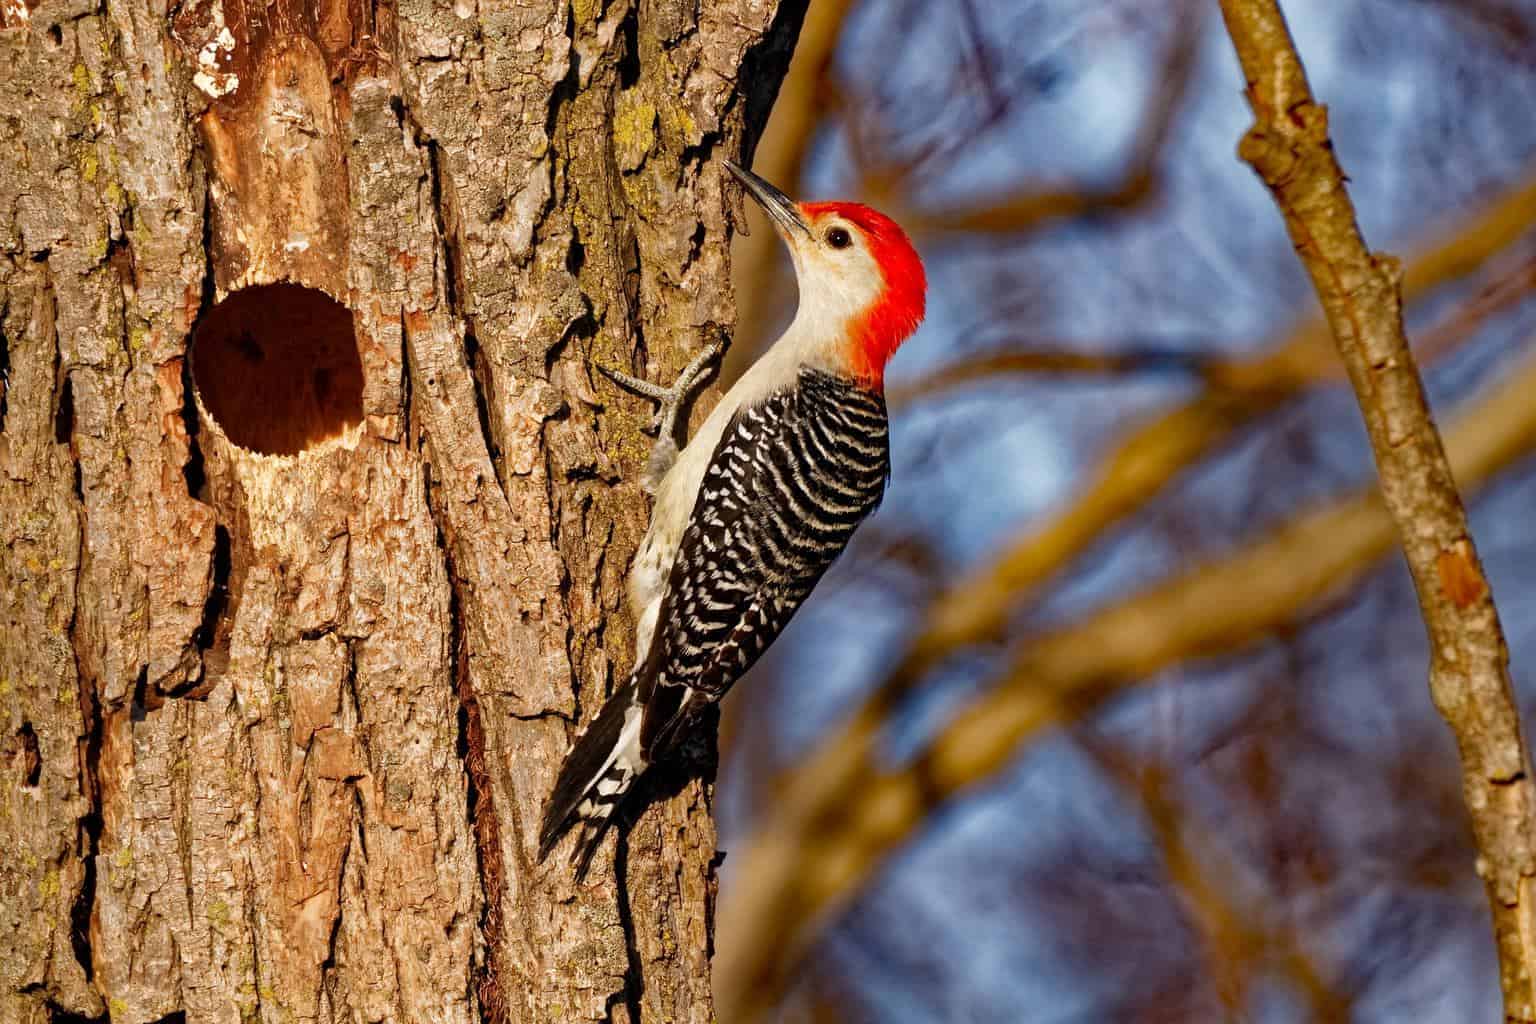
(617, 5, 641, 88)
(190, 283, 363, 455)
(15, 723, 40, 787)
(47, 1009, 107, 1024)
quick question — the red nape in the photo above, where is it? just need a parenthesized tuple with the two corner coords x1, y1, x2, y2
(801, 201, 927, 389)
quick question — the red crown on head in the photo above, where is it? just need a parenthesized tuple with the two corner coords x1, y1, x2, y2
(799, 201, 927, 389)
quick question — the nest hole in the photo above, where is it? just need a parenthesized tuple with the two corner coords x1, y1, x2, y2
(190, 283, 363, 456)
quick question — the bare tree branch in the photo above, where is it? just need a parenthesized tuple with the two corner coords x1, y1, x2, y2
(888, 344, 1217, 399)
(1414, 251, 1536, 366)
(1411, 0, 1536, 66)
(900, 168, 1536, 684)
(1216, 3, 1536, 1017)
(889, 247, 1536, 404)
(906, 0, 1205, 235)
(715, 342, 1536, 1022)
(1082, 737, 1354, 1023)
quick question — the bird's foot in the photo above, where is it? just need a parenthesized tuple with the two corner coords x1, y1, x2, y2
(596, 330, 727, 490)
(596, 334, 725, 439)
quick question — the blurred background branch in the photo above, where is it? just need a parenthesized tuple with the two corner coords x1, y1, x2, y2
(1410, 0, 1536, 66)
(1080, 733, 1355, 1023)
(711, 2, 1536, 1020)
(905, 0, 1205, 236)
(902, 171, 1536, 668)
(719, 346, 1536, 1021)
(889, 244, 1536, 405)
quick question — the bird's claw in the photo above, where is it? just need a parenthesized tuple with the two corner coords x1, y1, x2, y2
(594, 335, 727, 443)
(594, 364, 671, 434)
(595, 335, 728, 493)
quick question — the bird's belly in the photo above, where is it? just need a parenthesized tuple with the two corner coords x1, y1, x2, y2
(627, 525, 679, 668)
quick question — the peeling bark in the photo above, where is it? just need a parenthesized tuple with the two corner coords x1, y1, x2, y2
(0, 0, 804, 1019)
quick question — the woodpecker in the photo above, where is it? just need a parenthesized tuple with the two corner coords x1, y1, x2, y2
(539, 160, 927, 875)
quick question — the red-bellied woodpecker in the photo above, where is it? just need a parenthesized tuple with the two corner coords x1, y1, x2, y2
(538, 160, 928, 875)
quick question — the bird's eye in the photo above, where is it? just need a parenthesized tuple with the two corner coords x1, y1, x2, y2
(826, 227, 852, 250)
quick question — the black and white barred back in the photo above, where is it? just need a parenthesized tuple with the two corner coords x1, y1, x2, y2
(539, 368, 889, 873)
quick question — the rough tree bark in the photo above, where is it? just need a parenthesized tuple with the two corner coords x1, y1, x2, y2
(0, 0, 805, 1020)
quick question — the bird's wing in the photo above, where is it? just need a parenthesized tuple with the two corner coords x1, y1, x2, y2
(637, 368, 890, 763)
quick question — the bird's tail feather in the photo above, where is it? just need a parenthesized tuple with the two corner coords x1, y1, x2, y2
(538, 676, 645, 875)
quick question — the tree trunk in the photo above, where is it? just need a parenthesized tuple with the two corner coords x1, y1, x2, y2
(0, 0, 804, 1019)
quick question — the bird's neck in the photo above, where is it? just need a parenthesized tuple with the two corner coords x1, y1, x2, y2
(847, 285, 922, 390)
(775, 288, 914, 393)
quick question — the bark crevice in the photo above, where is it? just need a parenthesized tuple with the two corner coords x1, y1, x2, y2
(424, 142, 465, 321)
(190, 524, 230, 659)
(422, 131, 506, 502)
(545, 6, 584, 157)
(51, 373, 71, 448)
(439, 532, 506, 1024)
(66, 647, 100, 992)
(0, 305, 10, 432)
(64, 352, 97, 992)
(178, 356, 206, 500)
(736, 0, 813, 163)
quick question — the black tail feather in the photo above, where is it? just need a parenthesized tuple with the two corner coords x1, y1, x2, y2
(538, 677, 639, 865)
(570, 817, 609, 881)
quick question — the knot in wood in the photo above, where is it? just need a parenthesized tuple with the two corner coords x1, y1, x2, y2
(1237, 125, 1303, 189)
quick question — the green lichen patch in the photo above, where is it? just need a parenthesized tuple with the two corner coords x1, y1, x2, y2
(612, 93, 657, 172)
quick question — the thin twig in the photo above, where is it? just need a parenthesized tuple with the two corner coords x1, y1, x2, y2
(1410, 0, 1536, 66)
(1081, 737, 1355, 1023)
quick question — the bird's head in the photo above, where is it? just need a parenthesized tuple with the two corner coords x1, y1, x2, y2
(727, 161, 926, 390)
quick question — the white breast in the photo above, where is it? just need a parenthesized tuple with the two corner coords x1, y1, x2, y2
(623, 324, 837, 668)
(622, 251, 872, 669)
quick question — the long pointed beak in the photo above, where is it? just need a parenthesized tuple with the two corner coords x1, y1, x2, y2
(725, 160, 810, 238)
